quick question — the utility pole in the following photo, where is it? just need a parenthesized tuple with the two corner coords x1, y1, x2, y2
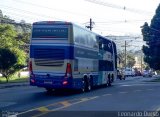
(140, 50, 143, 72)
(124, 40, 127, 70)
(89, 18, 92, 31)
(86, 18, 94, 31)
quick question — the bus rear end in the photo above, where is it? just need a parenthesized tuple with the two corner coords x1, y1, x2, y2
(29, 21, 74, 90)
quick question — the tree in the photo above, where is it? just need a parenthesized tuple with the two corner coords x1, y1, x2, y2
(2, 15, 15, 24)
(118, 51, 135, 68)
(141, 22, 150, 41)
(16, 32, 30, 53)
(127, 54, 136, 68)
(141, 4, 160, 70)
(0, 10, 30, 81)
(0, 24, 27, 82)
(0, 9, 3, 23)
(0, 49, 17, 82)
(0, 24, 18, 48)
(14, 19, 31, 55)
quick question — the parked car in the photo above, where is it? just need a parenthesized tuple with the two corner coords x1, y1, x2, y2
(123, 68, 135, 77)
(142, 70, 152, 77)
(135, 71, 142, 76)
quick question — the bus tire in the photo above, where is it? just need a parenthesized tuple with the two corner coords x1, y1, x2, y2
(111, 74, 114, 83)
(107, 74, 111, 87)
(80, 80, 85, 93)
(84, 76, 91, 92)
(86, 79, 91, 92)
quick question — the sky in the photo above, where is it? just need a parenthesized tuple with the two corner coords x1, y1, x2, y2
(0, 0, 160, 50)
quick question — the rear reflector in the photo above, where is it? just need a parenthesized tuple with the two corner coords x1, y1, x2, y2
(31, 79, 35, 83)
(63, 81, 68, 85)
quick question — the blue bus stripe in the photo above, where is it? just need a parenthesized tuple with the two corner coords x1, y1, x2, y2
(30, 45, 101, 59)
(30, 45, 74, 59)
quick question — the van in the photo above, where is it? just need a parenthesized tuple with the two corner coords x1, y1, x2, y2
(123, 68, 135, 77)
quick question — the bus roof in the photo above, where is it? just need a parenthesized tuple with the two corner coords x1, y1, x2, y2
(33, 21, 116, 44)
(33, 21, 72, 25)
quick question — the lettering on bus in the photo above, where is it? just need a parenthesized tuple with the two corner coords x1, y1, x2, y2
(32, 27, 68, 39)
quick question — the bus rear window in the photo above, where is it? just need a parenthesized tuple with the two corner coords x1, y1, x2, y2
(32, 27, 68, 39)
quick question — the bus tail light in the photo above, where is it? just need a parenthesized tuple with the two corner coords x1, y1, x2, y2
(62, 81, 68, 85)
(65, 63, 72, 78)
(29, 61, 33, 73)
(29, 60, 35, 78)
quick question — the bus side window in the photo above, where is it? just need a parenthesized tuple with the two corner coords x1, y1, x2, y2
(102, 44, 104, 49)
(99, 40, 103, 50)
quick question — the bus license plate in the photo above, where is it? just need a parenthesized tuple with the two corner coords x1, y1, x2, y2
(44, 80, 52, 84)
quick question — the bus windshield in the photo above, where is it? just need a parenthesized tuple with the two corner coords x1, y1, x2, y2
(32, 26, 68, 39)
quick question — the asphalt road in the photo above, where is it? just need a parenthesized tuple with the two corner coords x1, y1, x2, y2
(1, 76, 160, 117)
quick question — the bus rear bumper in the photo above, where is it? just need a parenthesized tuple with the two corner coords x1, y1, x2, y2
(30, 77, 83, 90)
(30, 78, 72, 89)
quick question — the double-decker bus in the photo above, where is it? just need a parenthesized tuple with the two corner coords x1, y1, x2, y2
(29, 21, 117, 92)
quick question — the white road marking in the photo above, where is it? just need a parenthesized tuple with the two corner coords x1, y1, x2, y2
(156, 107, 160, 112)
(102, 94, 112, 96)
(120, 85, 132, 86)
(134, 90, 143, 92)
(119, 92, 128, 94)
(0, 102, 16, 108)
(147, 89, 153, 91)
(90, 96, 99, 99)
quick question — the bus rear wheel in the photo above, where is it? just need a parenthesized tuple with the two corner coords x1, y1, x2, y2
(85, 77, 92, 92)
(111, 74, 114, 83)
(80, 76, 91, 92)
(80, 80, 86, 93)
(86, 81, 91, 92)
(107, 74, 111, 87)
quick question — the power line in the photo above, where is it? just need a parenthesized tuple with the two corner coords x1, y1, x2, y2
(2, 8, 83, 25)
(7, 0, 153, 24)
(94, 27, 141, 34)
(12, 0, 90, 18)
(0, 4, 90, 25)
(95, 19, 151, 25)
(85, 0, 153, 15)
(0, 5, 63, 20)
(11, 0, 121, 22)
(1, 10, 39, 21)
(1, 6, 144, 35)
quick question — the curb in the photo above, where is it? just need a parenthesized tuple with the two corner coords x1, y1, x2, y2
(0, 82, 29, 89)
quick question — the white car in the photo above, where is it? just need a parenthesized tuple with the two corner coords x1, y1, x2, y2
(123, 68, 135, 77)
(142, 70, 152, 77)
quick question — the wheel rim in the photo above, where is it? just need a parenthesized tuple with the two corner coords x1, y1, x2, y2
(81, 81, 85, 92)
(88, 83, 91, 91)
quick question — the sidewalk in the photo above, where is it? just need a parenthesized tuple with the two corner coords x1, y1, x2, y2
(0, 71, 29, 89)
(0, 82, 29, 89)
